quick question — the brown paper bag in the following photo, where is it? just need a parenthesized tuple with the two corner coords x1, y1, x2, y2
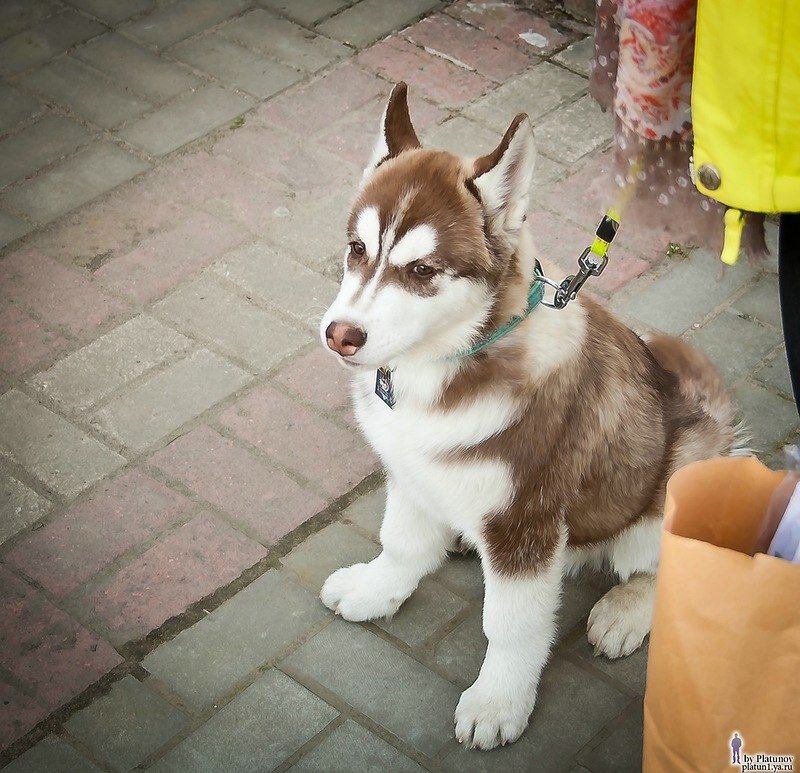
(643, 456, 800, 773)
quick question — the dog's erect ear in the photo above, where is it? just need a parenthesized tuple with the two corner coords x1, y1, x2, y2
(363, 82, 421, 181)
(472, 114, 535, 235)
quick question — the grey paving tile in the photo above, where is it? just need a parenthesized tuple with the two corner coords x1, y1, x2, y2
(143, 570, 330, 710)
(122, 0, 251, 48)
(434, 555, 484, 601)
(2, 735, 102, 773)
(0, 470, 50, 545)
(150, 669, 338, 772)
(291, 719, 425, 773)
(0, 389, 125, 497)
(221, 9, 350, 74)
(1, 142, 150, 223)
(614, 249, 759, 336)
(212, 239, 338, 328)
(755, 350, 793, 397)
(317, 0, 440, 47)
(65, 675, 189, 772)
(0, 10, 106, 77)
(686, 310, 782, 384)
(0, 114, 91, 189)
(16, 56, 152, 129)
(75, 32, 200, 103)
(464, 64, 587, 134)
(90, 348, 251, 452)
(431, 612, 484, 684)
(535, 94, 612, 163)
(730, 382, 799, 451)
(441, 658, 630, 771)
(570, 636, 649, 696)
(65, 0, 154, 24)
(28, 315, 191, 410)
(118, 85, 253, 156)
(729, 272, 782, 328)
(0, 0, 61, 40)
(341, 487, 385, 539)
(424, 116, 502, 159)
(258, 0, 351, 26)
(0, 83, 44, 134)
(558, 576, 605, 643)
(0, 210, 34, 247)
(173, 33, 302, 100)
(282, 522, 380, 594)
(576, 701, 643, 773)
(282, 619, 460, 756)
(552, 36, 594, 77)
(153, 275, 310, 371)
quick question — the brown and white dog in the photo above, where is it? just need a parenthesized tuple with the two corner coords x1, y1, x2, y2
(319, 83, 737, 750)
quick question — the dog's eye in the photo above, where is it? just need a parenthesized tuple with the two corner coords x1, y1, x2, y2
(411, 264, 436, 278)
(349, 241, 366, 259)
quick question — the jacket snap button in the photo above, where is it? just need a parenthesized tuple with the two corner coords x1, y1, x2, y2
(698, 164, 721, 190)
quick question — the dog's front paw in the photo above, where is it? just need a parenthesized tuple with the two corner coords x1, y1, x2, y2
(454, 679, 533, 750)
(320, 562, 411, 622)
(587, 577, 654, 659)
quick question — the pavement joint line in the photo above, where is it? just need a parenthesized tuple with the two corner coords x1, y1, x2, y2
(574, 696, 643, 765)
(560, 648, 641, 700)
(421, 600, 482, 651)
(270, 714, 349, 773)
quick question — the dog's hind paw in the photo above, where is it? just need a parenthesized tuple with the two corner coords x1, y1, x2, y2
(587, 574, 655, 659)
(320, 561, 412, 622)
(454, 680, 532, 750)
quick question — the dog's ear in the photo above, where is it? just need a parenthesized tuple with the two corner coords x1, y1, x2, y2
(363, 82, 421, 181)
(471, 114, 535, 236)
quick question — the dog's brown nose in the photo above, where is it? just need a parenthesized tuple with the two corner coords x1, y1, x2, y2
(325, 321, 367, 357)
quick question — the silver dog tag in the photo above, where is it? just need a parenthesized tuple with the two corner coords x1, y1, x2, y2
(375, 367, 395, 408)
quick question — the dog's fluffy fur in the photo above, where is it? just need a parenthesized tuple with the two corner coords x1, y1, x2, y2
(319, 84, 736, 750)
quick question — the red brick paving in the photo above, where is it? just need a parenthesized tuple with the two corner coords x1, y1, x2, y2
(273, 348, 354, 414)
(0, 682, 49, 752)
(0, 304, 68, 375)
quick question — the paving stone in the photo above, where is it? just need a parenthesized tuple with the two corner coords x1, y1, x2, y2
(729, 272, 782, 328)
(558, 576, 606, 643)
(432, 612, 484, 684)
(65, 676, 189, 771)
(150, 669, 337, 772)
(0, 83, 44, 134)
(122, 0, 251, 48)
(358, 37, 491, 109)
(0, 0, 60, 40)
(2, 735, 101, 773)
(90, 349, 251, 452)
(221, 9, 350, 73)
(318, 0, 439, 47)
(118, 85, 253, 156)
(0, 566, 123, 709)
(65, 0, 154, 24)
(553, 35, 594, 77)
(0, 210, 33, 247)
(218, 384, 378, 496)
(0, 390, 125, 497)
(256, 64, 384, 138)
(148, 426, 326, 544)
(0, 10, 106, 77)
(291, 719, 425, 773)
(424, 116, 502, 159)
(81, 511, 266, 644)
(16, 57, 152, 129)
(534, 94, 612, 164)
(75, 32, 200, 103)
(273, 347, 356, 415)
(434, 555, 484, 601)
(154, 275, 309, 371)
(686, 310, 782, 385)
(378, 578, 469, 648)
(403, 13, 534, 82)
(0, 471, 50, 545)
(464, 63, 586, 133)
(614, 248, 759, 336)
(441, 657, 629, 771)
(29, 315, 191, 410)
(1, 142, 150, 223)
(0, 303, 68, 376)
(282, 522, 380, 593)
(96, 210, 246, 303)
(282, 620, 461, 756)
(730, 383, 799, 451)
(577, 701, 643, 773)
(341, 485, 385, 539)
(0, 680, 49, 753)
(571, 637, 649, 696)
(0, 248, 129, 337)
(0, 114, 91, 189)
(755, 350, 793, 397)
(173, 33, 302, 100)
(143, 570, 329, 709)
(258, 0, 351, 26)
(212, 238, 339, 328)
(6, 468, 192, 599)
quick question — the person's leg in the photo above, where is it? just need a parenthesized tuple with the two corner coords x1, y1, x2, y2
(778, 213, 800, 414)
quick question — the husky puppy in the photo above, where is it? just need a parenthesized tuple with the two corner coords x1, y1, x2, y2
(319, 83, 736, 750)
